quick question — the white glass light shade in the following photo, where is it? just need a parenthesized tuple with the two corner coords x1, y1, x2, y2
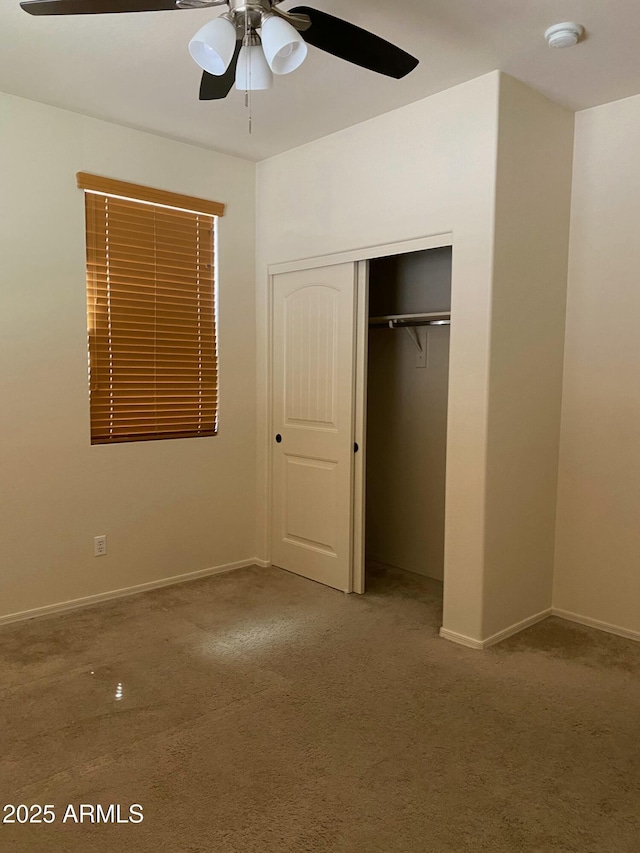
(235, 44, 273, 90)
(261, 15, 307, 74)
(189, 17, 237, 76)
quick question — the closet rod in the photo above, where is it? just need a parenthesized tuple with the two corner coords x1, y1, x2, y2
(369, 311, 451, 329)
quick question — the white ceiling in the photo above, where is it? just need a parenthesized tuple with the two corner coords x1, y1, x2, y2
(2, 0, 640, 161)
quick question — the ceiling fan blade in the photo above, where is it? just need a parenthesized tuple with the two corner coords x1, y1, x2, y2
(288, 6, 418, 79)
(20, 0, 184, 14)
(199, 41, 241, 101)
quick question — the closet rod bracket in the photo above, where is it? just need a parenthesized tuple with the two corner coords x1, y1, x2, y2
(403, 325, 424, 356)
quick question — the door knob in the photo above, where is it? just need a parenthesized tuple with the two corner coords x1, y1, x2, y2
(275, 434, 282, 443)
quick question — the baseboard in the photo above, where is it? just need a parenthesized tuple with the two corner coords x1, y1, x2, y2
(552, 608, 640, 644)
(0, 558, 266, 626)
(440, 608, 552, 650)
(439, 628, 484, 650)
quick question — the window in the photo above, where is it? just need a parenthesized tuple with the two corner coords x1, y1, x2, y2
(78, 173, 225, 445)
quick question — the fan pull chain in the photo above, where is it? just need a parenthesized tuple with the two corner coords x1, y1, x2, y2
(243, 12, 252, 134)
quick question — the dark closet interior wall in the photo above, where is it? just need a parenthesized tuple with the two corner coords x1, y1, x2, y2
(366, 248, 452, 580)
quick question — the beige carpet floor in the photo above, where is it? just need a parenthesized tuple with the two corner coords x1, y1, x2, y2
(1, 563, 639, 852)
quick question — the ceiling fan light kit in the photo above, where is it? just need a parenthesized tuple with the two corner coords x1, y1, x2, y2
(260, 13, 307, 75)
(189, 14, 237, 76)
(20, 0, 420, 101)
(236, 37, 273, 90)
(190, 7, 307, 89)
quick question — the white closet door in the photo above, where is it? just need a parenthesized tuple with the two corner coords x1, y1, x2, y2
(271, 263, 356, 592)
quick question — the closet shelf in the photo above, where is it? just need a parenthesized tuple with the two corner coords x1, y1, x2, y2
(368, 312, 451, 328)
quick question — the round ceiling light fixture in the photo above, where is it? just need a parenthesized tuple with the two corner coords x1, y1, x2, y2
(545, 22, 584, 48)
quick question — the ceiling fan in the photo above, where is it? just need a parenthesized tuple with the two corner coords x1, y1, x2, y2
(20, 0, 419, 100)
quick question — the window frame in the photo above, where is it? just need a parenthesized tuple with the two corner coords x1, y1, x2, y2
(78, 173, 225, 446)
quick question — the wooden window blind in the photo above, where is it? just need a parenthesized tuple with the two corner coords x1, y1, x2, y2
(79, 174, 223, 445)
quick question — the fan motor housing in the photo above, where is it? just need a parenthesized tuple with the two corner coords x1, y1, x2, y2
(228, 0, 272, 26)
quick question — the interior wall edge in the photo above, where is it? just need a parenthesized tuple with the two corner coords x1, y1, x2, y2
(480, 73, 574, 639)
(0, 558, 265, 626)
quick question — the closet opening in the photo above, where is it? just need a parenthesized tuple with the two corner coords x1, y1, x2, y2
(363, 246, 452, 610)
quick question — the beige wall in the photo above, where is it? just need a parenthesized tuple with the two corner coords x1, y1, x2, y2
(554, 94, 640, 637)
(483, 75, 574, 638)
(6, 75, 626, 645)
(0, 93, 257, 620)
(257, 72, 502, 641)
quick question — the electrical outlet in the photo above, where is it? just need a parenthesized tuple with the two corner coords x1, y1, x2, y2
(94, 535, 107, 557)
